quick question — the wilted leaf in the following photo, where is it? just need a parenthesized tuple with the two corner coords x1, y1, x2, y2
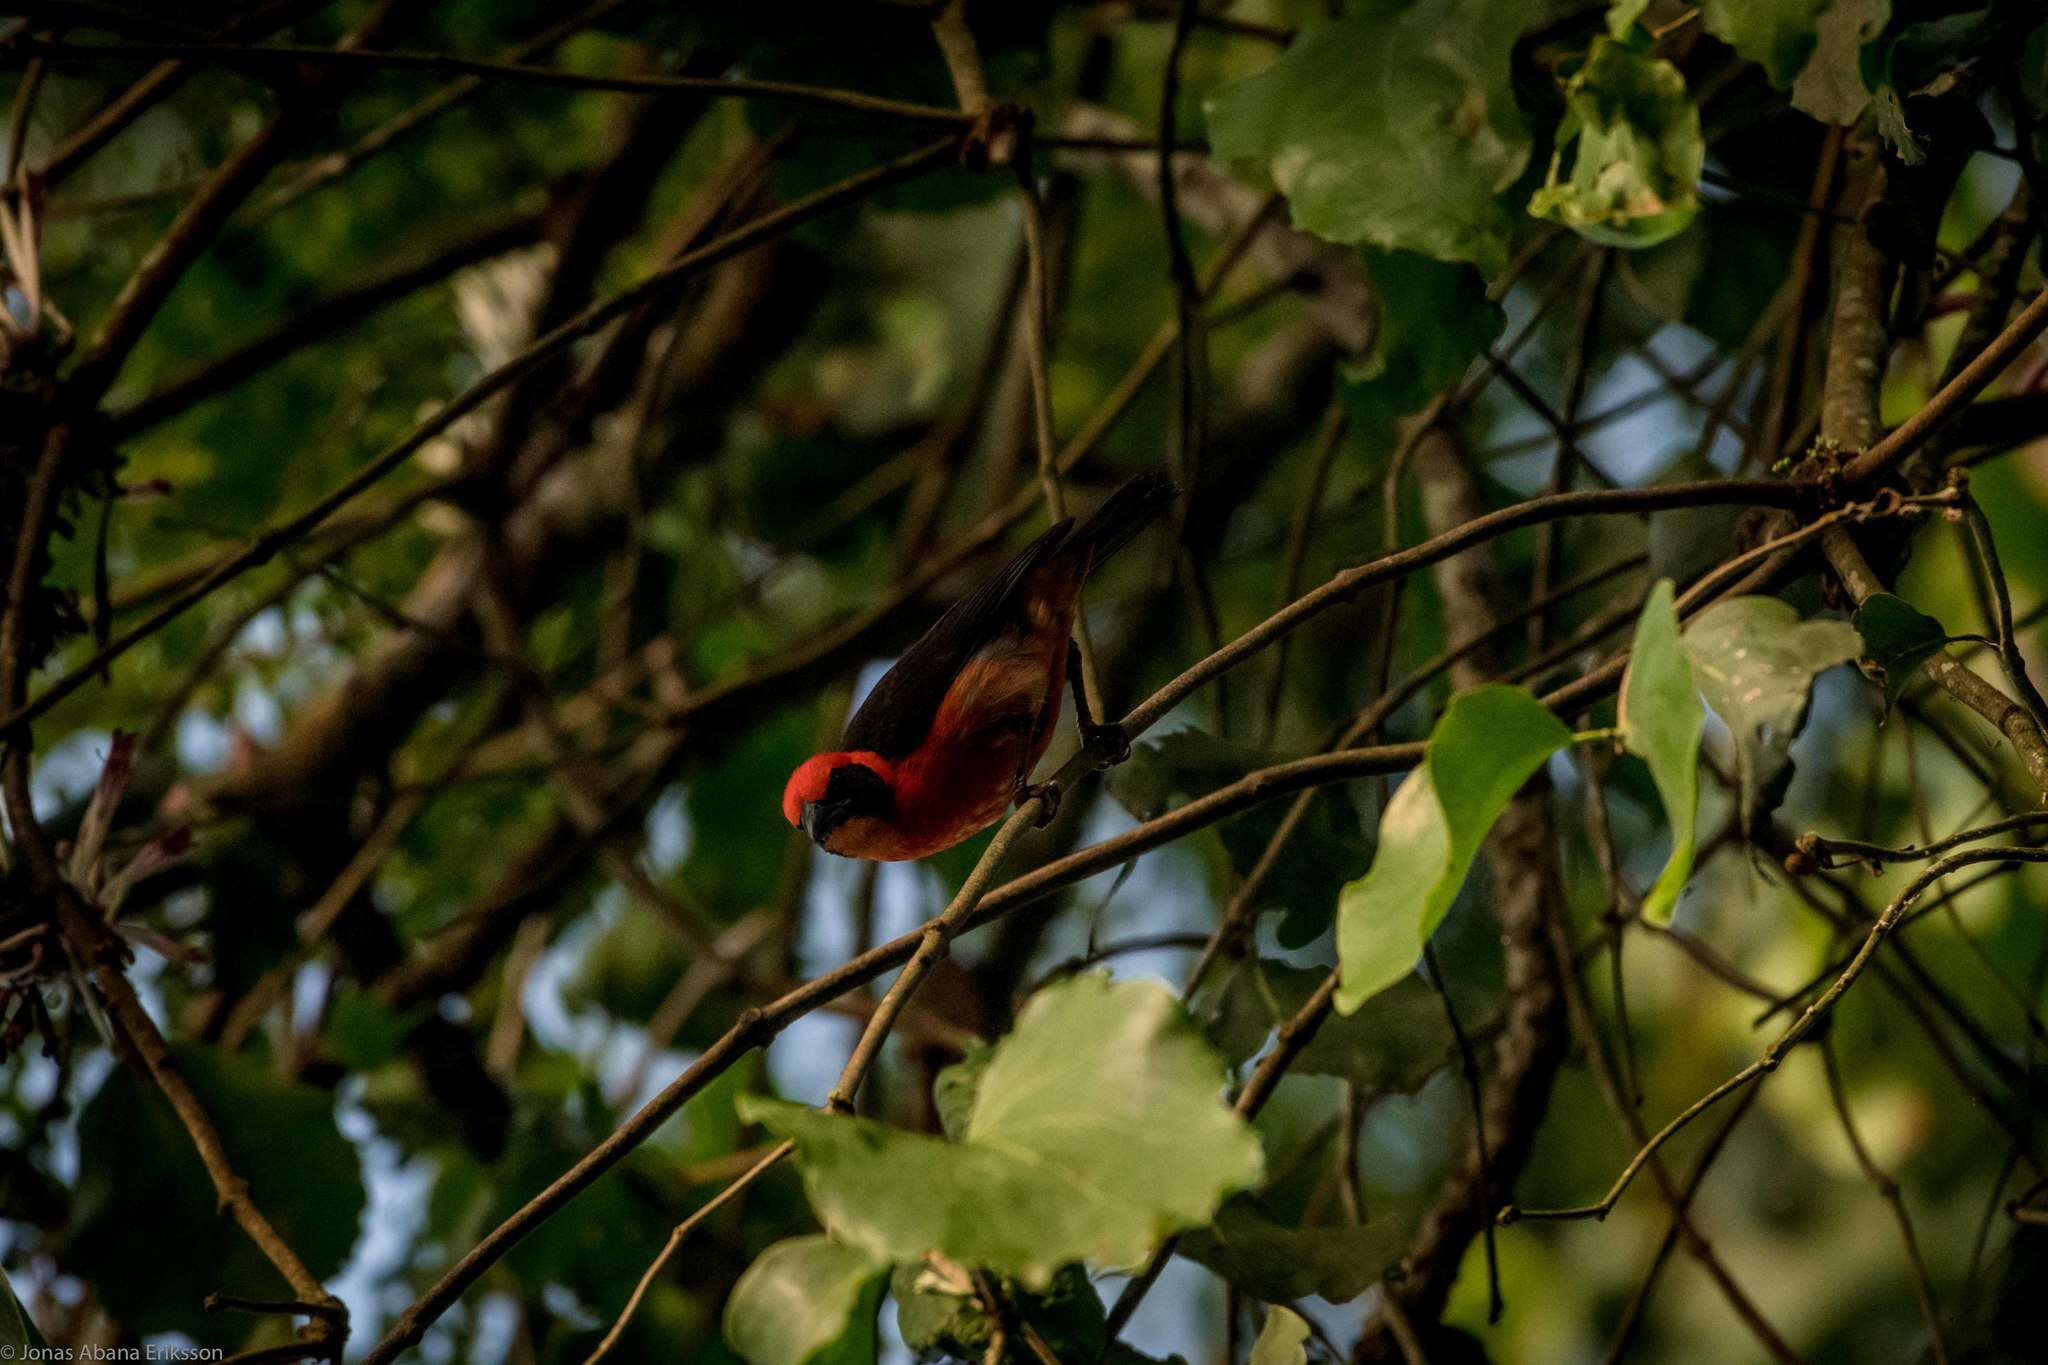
(1682, 596, 1861, 832)
(1249, 1306, 1312, 1365)
(1206, 1, 1539, 272)
(1529, 39, 1703, 249)
(725, 1236, 886, 1365)
(1790, 0, 1889, 125)
(739, 973, 1263, 1286)
(1619, 579, 1703, 923)
(1198, 959, 1452, 1095)
(1853, 592, 1948, 712)
(1337, 686, 1571, 1013)
(1183, 1195, 1406, 1304)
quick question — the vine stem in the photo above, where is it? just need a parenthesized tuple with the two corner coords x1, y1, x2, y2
(1502, 846, 2048, 1225)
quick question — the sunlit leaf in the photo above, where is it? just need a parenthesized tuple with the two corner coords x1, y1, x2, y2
(1249, 1306, 1311, 1365)
(725, 1236, 886, 1365)
(738, 973, 1263, 1286)
(1529, 39, 1703, 249)
(1336, 686, 1571, 1013)
(1206, 1, 1539, 272)
(1681, 596, 1862, 833)
(1619, 579, 1703, 923)
(1607, 0, 1653, 38)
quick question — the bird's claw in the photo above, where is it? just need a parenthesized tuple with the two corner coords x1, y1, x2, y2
(1018, 781, 1061, 827)
(1081, 722, 1130, 767)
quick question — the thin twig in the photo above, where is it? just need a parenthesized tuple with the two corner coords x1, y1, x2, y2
(1503, 846, 2048, 1224)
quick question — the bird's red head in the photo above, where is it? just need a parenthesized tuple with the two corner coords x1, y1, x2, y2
(783, 751, 896, 849)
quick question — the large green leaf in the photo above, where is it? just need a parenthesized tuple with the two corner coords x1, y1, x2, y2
(738, 973, 1263, 1286)
(1852, 592, 1948, 713)
(1250, 1306, 1312, 1365)
(1182, 1195, 1406, 1304)
(1206, 2, 1539, 273)
(1618, 579, 1703, 924)
(69, 1046, 366, 1343)
(1529, 39, 1703, 249)
(1681, 596, 1861, 833)
(1336, 686, 1571, 1013)
(725, 1236, 886, 1365)
(1700, 0, 1834, 86)
(1198, 959, 1452, 1096)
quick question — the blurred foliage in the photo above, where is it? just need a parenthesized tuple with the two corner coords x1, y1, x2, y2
(0, 2, 2045, 1363)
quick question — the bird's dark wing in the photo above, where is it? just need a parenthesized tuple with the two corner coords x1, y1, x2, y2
(841, 519, 1073, 760)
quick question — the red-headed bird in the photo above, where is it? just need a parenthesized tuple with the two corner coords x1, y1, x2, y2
(783, 471, 1177, 860)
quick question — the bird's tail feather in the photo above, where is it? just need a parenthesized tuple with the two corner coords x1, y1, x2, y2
(1068, 469, 1179, 569)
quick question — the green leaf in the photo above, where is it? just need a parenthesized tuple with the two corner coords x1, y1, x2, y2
(1681, 596, 1862, 832)
(0, 1267, 43, 1353)
(1700, 0, 1833, 87)
(1618, 579, 1703, 924)
(1608, 0, 1652, 38)
(725, 1236, 886, 1365)
(738, 973, 1264, 1286)
(1336, 686, 1571, 1013)
(1789, 0, 1889, 125)
(1249, 1306, 1312, 1365)
(68, 1045, 366, 1343)
(894, 1261, 1144, 1364)
(323, 989, 416, 1070)
(1198, 960, 1452, 1096)
(1343, 250, 1506, 439)
(1853, 592, 1948, 712)
(1529, 39, 1703, 249)
(1206, 2, 1539, 273)
(932, 1040, 993, 1141)
(1110, 730, 1370, 949)
(1182, 1195, 1406, 1304)
(892, 1261, 993, 1362)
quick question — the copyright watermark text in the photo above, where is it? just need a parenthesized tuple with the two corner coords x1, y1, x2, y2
(0, 1349, 226, 1361)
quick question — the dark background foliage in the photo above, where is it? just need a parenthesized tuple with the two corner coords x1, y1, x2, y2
(2, 1, 2048, 1362)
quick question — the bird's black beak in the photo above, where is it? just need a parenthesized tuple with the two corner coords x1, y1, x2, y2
(800, 799, 847, 844)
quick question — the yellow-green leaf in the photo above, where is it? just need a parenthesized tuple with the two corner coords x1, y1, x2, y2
(725, 1236, 886, 1365)
(1530, 39, 1703, 249)
(1619, 579, 1703, 923)
(1336, 686, 1571, 1013)
(738, 973, 1263, 1287)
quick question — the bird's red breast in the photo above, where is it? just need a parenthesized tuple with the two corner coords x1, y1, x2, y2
(783, 470, 1175, 861)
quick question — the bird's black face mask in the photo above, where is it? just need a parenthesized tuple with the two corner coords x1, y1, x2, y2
(801, 760, 895, 846)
